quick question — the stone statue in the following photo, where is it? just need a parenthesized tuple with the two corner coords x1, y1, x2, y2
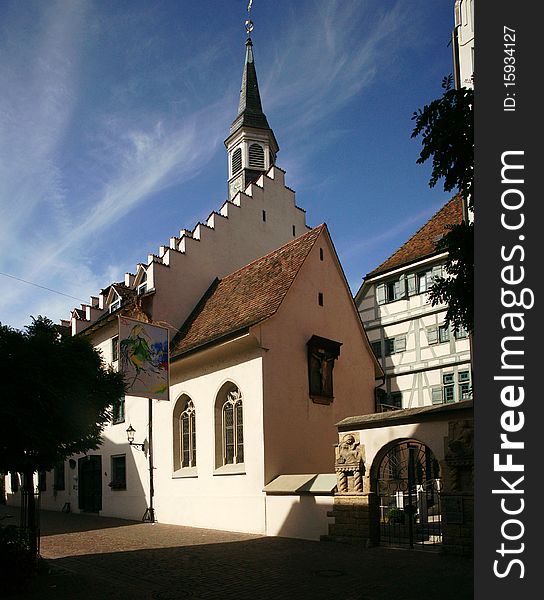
(335, 433, 365, 493)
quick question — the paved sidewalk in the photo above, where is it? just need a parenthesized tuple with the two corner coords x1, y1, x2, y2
(2, 506, 473, 600)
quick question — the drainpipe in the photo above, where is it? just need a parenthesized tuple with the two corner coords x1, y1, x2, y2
(374, 374, 386, 413)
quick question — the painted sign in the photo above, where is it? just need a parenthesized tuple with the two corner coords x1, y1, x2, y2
(118, 316, 169, 400)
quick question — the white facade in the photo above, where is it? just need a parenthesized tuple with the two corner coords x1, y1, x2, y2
(6, 182, 379, 541)
(355, 199, 472, 411)
(453, 0, 475, 89)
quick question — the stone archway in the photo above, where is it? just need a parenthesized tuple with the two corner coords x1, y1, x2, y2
(374, 439, 442, 550)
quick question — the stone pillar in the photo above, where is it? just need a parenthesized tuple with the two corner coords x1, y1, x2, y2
(441, 419, 474, 556)
(322, 433, 379, 546)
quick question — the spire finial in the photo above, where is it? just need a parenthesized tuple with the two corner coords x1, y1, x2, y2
(245, 0, 254, 37)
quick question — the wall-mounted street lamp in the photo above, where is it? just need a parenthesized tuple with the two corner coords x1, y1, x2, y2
(126, 425, 145, 451)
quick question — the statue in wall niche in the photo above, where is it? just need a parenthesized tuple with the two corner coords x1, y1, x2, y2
(335, 433, 365, 493)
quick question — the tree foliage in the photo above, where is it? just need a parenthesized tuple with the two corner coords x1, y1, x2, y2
(412, 75, 474, 333)
(0, 316, 126, 474)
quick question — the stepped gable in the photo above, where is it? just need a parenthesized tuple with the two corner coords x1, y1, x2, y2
(366, 196, 463, 278)
(171, 224, 325, 357)
(65, 165, 307, 332)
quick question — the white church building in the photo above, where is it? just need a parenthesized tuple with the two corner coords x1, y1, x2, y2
(5, 34, 380, 541)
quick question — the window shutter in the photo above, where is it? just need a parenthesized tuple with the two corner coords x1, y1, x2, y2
(398, 274, 406, 298)
(395, 337, 406, 353)
(248, 143, 265, 169)
(376, 283, 386, 305)
(431, 388, 443, 404)
(432, 265, 443, 281)
(407, 273, 416, 296)
(231, 147, 242, 175)
(427, 327, 438, 344)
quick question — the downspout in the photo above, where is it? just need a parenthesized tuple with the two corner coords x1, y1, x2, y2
(374, 374, 386, 413)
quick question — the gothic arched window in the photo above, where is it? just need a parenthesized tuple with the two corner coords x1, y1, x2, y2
(173, 395, 196, 470)
(219, 387, 244, 465)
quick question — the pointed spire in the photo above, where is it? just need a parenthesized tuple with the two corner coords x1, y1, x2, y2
(224, 28, 279, 200)
(230, 37, 272, 135)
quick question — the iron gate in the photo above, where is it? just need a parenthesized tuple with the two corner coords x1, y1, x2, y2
(377, 441, 442, 549)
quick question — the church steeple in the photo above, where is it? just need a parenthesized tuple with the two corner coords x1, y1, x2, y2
(225, 31, 279, 200)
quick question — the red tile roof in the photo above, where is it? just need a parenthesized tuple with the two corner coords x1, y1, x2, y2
(171, 225, 326, 357)
(366, 196, 463, 278)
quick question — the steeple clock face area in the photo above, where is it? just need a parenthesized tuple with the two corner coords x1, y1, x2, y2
(229, 174, 244, 199)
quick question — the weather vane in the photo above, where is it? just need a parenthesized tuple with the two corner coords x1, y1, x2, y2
(245, 0, 254, 36)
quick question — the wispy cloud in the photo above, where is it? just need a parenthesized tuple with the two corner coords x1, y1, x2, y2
(0, 1, 232, 328)
(264, 0, 409, 132)
(256, 0, 415, 189)
(338, 202, 443, 266)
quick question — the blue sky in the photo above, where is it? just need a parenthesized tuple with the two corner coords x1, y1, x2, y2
(0, 0, 454, 330)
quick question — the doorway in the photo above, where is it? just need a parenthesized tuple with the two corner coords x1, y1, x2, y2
(78, 455, 102, 513)
(376, 440, 441, 549)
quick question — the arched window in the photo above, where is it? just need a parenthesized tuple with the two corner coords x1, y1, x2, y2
(216, 386, 244, 466)
(248, 143, 264, 169)
(173, 395, 196, 471)
(231, 147, 242, 176)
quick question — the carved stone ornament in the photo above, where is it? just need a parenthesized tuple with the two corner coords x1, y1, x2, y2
(444, 419, 474, 493)
(335, 433, 365, 494)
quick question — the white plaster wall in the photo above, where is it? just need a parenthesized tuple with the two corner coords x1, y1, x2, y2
(259, 229, 377, 483)
(150, 347, 267, 534)
(456, 0, 474, 89)
(353, 422, 451, 474)
(265, 495, 334, 541)
(357, 256, 472, 409)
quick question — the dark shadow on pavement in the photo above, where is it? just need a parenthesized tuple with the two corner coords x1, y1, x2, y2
(9, 536, 473, 600)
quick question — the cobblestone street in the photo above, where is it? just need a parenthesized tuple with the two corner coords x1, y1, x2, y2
(3, 507, 473, 600)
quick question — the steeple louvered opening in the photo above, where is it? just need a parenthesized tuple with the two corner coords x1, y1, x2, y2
(231, 147, 242, 176)
(248, 143, 265, 169)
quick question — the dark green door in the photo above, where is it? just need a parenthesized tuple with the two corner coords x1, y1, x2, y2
(78, 455, 102, 512)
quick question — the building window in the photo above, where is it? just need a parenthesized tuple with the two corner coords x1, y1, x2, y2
(262, 210, 266, 222)
(371, 340, 382, 359)
(112, 397, 125, 424)
(292, 225, 296, 236)
(439, 325, 450, 343)
(454, 324, 468, 339)
(318, 292, 324, 306)
(54, 461, 65, 491)
(109, 295, 122, 313)
(428, 325, 450, 345)
(384, 336, 406, 356)
(136, 273, 148, 296)
(111, 336, 119, 362)
(376, 276, 406, 305)
(173, 395, 196, 471)
(38, 471, 47, 492)
(319, 248, 324, 261)
(180, 399, 197, 468)
(389, 392, 402, 409)
(307, 335, 342, 403)
(110, 455, 126, 490)
(459, 370, 472, 400)
(432, 371, 471, 405)
(417, 270, 433, 293)
(222, 388, 244, 465)
(248, 143, 265, 169)
(231, 147, 242, 175)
